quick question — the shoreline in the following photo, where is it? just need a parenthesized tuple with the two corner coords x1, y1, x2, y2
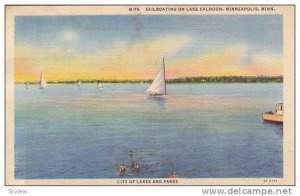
(16, 76, 283, 84)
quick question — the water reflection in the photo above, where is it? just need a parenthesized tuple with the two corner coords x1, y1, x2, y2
(147, 96, 167, 110)
(263, 121, 283, 138)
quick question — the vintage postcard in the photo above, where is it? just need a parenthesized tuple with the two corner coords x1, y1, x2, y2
(5, 5, 295, 185)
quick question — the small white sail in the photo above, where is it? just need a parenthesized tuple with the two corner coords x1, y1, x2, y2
(25, 82, 30, 89)
(146, 58, 167, 96)
(97, 81, 103, 88)
(39, 72, 47, 89)
(77, 80, 82, 87)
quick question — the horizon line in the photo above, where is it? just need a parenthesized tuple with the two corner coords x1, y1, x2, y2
(15, 75, 283, 84)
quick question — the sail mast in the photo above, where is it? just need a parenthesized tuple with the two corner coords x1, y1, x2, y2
(163, 57, 167, 95)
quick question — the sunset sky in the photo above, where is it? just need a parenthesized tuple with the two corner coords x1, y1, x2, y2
(15, 15, 283, 82)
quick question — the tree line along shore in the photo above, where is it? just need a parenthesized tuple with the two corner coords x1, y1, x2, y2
(17, 76, 283, 84)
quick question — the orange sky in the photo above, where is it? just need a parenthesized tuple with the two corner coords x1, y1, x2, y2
(15, 15, 283, 82)
(15, 40, 282, 82)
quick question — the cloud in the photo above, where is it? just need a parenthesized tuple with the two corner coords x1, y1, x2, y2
(168, 45, 282, 78)
(101, 35, 190, 58)
(14, 38, 282, 82)
(238, 46, 254, 66)
(83, 35, 191, 79)
(14, 35, 190, 81)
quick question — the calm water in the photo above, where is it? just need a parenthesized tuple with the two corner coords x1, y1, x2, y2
(15, 83, 283, 179)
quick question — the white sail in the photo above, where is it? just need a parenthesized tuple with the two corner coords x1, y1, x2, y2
(97, 82, 103, 88)
(146, 58, 167, 95)
(77, 80, 82, 87)
(39, 72, 47, 89)
(26, 82, 30, 89)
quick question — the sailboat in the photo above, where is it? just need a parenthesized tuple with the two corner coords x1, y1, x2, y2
(39, 72, 47, 89)
(25, 82, 30, 89)
(76, 80, 82, 87)
(146, 58, 167, 96)
(97, 81, 103, 88)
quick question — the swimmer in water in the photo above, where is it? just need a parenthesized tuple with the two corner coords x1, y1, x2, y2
(169, 171, 178, 178)
(119, 164, 126, 175)
(131, 161, 136, 169)
(130, 161, 141, 172)
(129, 151, 134, 158)
(133, 163, 141, 172)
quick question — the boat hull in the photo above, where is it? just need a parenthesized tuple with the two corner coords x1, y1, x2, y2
(149, 93, 165, 96)
(262, 113, 283, 123)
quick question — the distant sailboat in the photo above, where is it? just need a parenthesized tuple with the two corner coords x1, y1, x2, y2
(25, 82, 30, 89)
(39, 72, 47, 89)
(76, 80, 82, 87)
(97, 81, 103, 88)
(146, 58, 167, 96)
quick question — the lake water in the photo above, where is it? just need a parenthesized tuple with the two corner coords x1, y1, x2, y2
(15, 83, 283, 179)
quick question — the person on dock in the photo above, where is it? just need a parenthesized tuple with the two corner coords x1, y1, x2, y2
(119, 164, 126, 176)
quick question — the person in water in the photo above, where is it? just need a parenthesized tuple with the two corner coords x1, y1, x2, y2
(169, 171, 178, 178)
(130, 161, 141, 172)
(119, 164, 126, 175)
(129, 151, 134, 158)
(133, 163, 141, 172)
(131, 161, 136, 169)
